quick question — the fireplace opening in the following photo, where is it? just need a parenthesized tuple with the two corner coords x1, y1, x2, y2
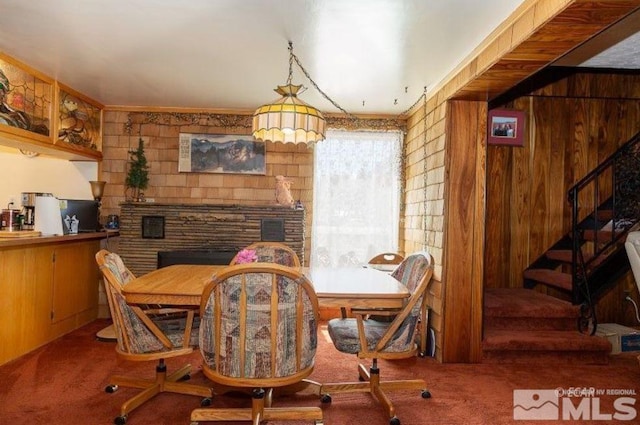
(157, 247, 238, 268)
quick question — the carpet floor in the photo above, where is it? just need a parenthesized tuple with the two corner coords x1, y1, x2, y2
(1, 319, 639, 425)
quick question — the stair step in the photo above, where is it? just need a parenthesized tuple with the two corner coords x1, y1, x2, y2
(482, 329, 612, 364)
(545, 249, 573, 262)
(582, 228, 621, 243)
(545, 249, 609, 270)
(485, 288, 577, 317)
(523, 269, 572, 292)
(546, 249, 594, 263)
(484, 288, 578, 331)
(593, 209, 614, 221)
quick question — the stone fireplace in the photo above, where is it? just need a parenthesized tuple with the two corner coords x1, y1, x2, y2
(118, 202, 305, 276)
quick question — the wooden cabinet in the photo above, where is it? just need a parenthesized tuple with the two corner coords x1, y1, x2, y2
(0, 52, 103, 161)
(51, 240, 100, 324)
(0, 237, 101, 365)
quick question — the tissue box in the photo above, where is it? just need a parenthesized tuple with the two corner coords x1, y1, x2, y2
(596, 323, 640, 354)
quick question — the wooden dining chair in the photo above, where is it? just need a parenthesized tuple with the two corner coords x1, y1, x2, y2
(390, 253, 433, 357)
(190, 262, 323, 425)
(368, 252, 404, 266)
(96, 249, 212, 425)
(320, 251, 434, 425)
(230, 241, 301, 267)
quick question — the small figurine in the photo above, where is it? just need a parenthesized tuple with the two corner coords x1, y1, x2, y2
(275, 175, 294, 207)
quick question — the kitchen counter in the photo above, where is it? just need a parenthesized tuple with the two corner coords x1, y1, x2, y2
(0, 230, 118, 248)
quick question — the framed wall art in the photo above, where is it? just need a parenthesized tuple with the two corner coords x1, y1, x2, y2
(488, 109, 525, 146)
(178, 133, 266, 174)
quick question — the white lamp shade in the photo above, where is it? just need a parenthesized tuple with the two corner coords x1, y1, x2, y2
(252, 84, 326, 145)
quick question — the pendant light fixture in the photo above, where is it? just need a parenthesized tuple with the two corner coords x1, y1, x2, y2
(252, 42, 326, 146)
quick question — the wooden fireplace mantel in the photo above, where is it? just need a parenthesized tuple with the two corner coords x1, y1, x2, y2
(118, 202, 305, 276)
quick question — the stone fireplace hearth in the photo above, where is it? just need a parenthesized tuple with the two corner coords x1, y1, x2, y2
(118, 202, 305, 276)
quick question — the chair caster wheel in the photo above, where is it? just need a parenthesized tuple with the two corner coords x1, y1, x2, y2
(201, 397, 212, 407)
(114, 415, 127, 425)
(390, 417, 400, 425)
(179, 373, 191, 381)
(105, 384, 118, 393)
(320, 394, 332, 403)
(421, 389, 431, 398)
(418, 351, 426, 358)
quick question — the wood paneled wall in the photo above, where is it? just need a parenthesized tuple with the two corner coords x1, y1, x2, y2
(442, 101, 487, 363)
(485, 72, 640, 324)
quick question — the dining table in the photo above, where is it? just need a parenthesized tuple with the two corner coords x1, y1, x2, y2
(121, 264, 410, 309)
(119, 263, 419, 398)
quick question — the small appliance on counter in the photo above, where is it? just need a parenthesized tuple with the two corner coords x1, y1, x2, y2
(34, 195, 63, 236)
(21, 192, 53, 231)
(0, 203, 21, 232)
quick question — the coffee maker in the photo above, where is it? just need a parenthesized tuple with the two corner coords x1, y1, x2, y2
(21, 192, 53, 230)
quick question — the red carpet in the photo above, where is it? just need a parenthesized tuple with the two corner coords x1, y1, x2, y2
(1, 319, 639, 425)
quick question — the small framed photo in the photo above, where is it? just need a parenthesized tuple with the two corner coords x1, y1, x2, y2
(488, 109, 525, 146)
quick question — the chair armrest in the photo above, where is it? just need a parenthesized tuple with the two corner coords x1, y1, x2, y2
(350, 308, 402, 317)
(144, 307, 198, 315)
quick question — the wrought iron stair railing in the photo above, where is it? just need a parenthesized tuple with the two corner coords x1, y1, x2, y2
(523, 132, 640, 334)
(567, 133, 640, 332)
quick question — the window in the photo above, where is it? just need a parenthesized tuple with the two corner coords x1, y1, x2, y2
(311, 130, 402, 267)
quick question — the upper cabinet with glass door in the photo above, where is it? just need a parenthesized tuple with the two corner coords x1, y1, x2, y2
(55, 82, 103, 159)
(0, 52, 102, 161)
(0, 53, 53, 145)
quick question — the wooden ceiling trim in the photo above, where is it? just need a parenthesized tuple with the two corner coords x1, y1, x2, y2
(427, 0, 640, 106)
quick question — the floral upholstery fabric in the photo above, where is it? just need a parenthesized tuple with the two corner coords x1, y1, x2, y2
(104, 252, 135, 285)
(101, 252, 198, 354)
(199, 271, 317, 379)
(253, 246, 299, 267)
(391, 252, 431, 293)
(328, 252, 431, 354)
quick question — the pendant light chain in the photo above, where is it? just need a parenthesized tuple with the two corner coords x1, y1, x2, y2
(289, 42, 355, 119)
(286, 42, 294, 85)
(289, 40, 427, 123)
(422, 92, 428, 250)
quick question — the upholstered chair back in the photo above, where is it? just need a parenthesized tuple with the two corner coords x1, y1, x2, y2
(231, 242, 301, 267)
(96, 249, 197, 355)
(371, 252, 432, 353)
(328, 252, 433, 355)
(199, 263, 318, 387)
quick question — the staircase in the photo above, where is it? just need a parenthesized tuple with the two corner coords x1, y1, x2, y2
(482, 133, 640, 363)
(523, 134, 640, 332)
(482, 288, 611, 364)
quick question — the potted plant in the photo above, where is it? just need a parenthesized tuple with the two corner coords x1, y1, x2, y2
(125, 138, 149, 202)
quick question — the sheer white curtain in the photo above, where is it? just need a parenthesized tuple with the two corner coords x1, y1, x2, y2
(311, 130, 402, 267)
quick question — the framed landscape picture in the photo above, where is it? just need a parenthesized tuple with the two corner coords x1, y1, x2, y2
(178, 133, 266, 174)
(488, 109, 525, 146)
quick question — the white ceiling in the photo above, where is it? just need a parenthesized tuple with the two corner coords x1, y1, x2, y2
(0, 0, 528, 115)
